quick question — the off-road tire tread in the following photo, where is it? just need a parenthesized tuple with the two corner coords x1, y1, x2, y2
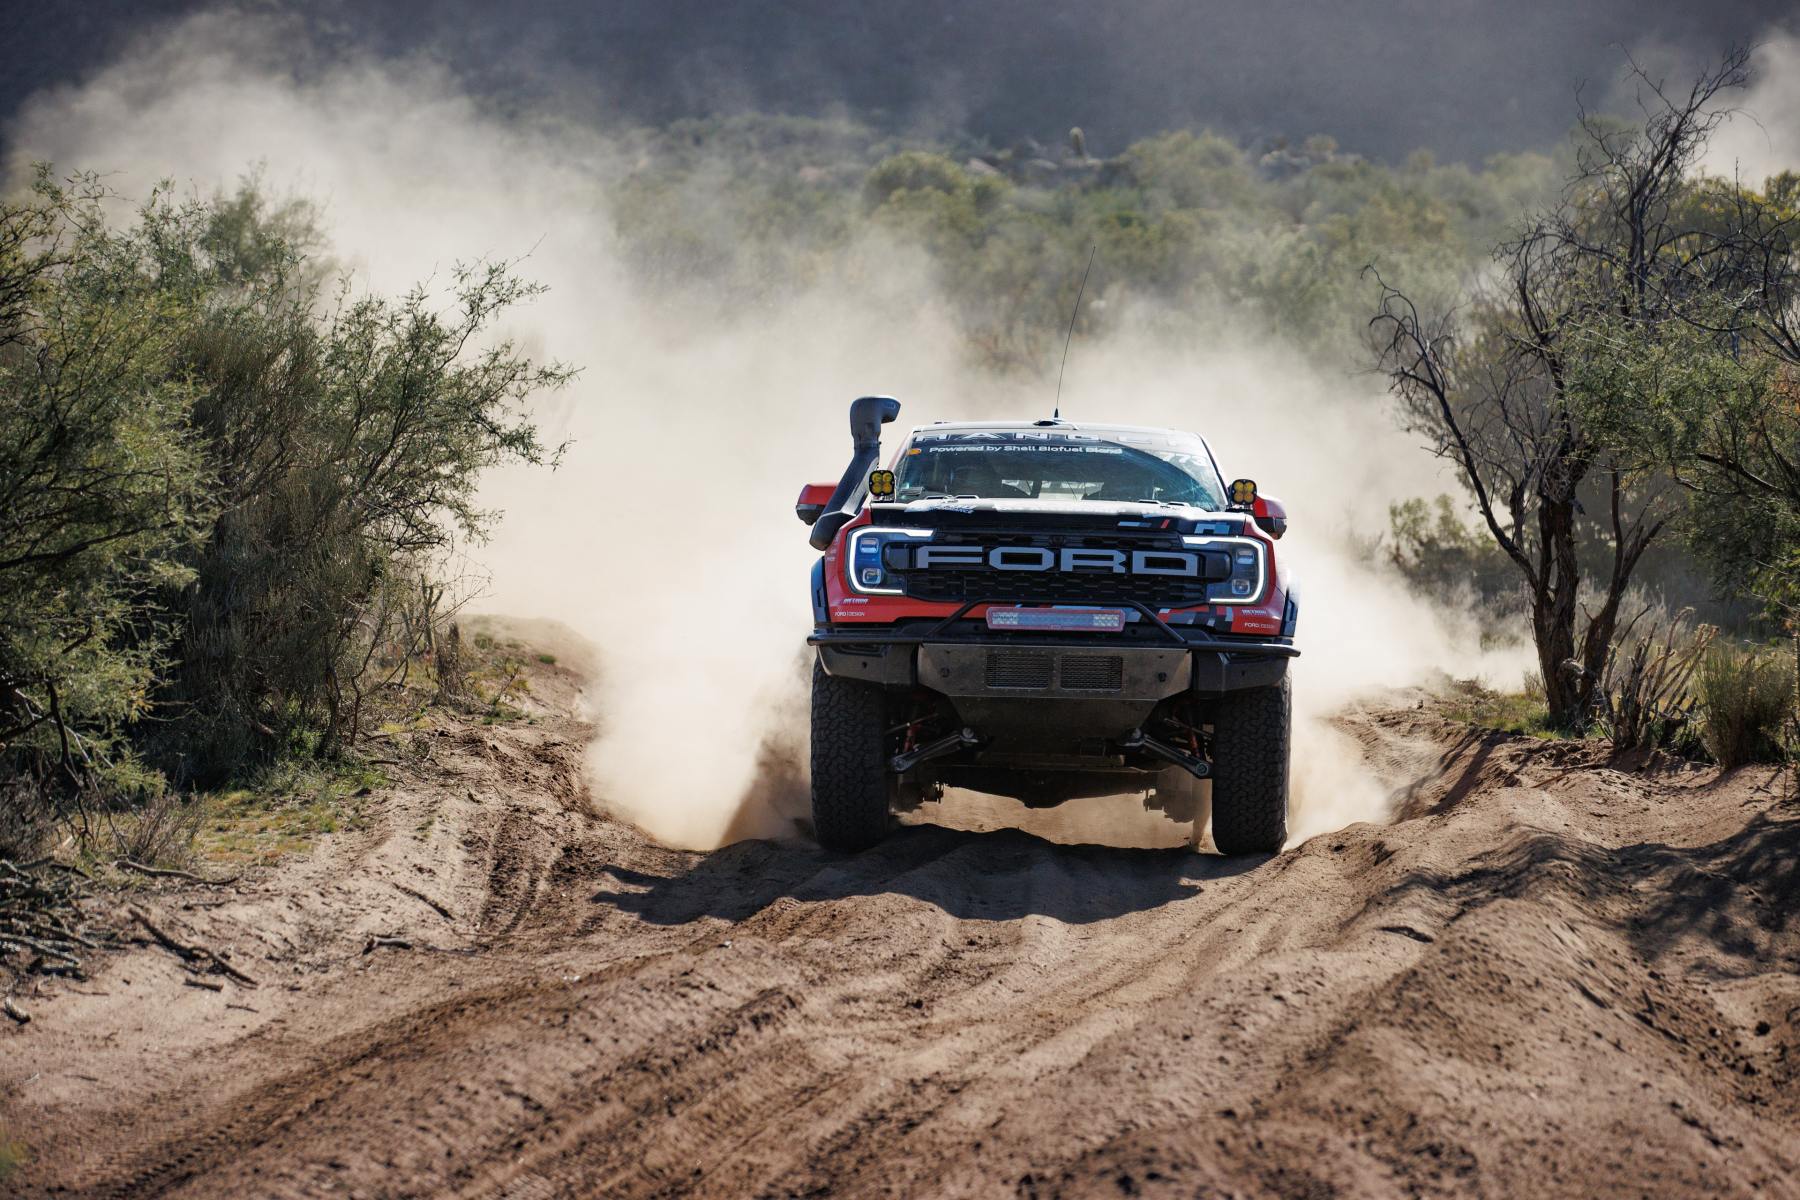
(810, 660, 892, 852)
(1209, 677, 1290, 854)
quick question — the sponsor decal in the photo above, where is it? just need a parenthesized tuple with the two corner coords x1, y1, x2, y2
(910, 428, 1199, 450)
(1230, 609, 1282, 635)
(917, 443, 1122, 456)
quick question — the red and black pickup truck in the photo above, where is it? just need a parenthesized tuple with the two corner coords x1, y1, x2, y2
(798, 396, 1299, 855)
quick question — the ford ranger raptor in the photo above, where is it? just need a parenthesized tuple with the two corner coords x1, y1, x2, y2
(797, 396, 1298, 854)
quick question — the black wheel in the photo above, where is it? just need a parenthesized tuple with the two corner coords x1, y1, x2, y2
(809, 659, 893, 851)
(1209, 677, 1290, 855)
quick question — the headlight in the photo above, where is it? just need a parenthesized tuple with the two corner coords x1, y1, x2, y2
(1183, 535, 1267, 604)
(846, 526, 933, 595)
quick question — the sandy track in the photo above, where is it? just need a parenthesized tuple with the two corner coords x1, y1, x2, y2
(3, 663, 1797, 1199)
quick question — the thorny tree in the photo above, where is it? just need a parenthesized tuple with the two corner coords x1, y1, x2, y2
(1663, 171, 1800, 611)
(2, 171, 571, 849)
(1371, 48, 1752, 729)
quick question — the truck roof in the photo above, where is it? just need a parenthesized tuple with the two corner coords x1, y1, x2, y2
(910, 419, 1199, 437)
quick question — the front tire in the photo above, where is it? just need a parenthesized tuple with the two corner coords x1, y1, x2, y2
(809, 660, 893, 852)
(1209, 677, 1290, 855)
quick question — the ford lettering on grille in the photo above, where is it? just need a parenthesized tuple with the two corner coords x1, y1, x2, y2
(914, 545, 1203, 575)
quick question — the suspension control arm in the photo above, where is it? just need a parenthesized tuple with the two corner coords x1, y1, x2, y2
(1121, 729, 1211, 780)
(892, 727, 981, 774)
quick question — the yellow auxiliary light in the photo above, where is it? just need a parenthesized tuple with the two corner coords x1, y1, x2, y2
(868, 469, 896, 498)
(1230, 478, 1258, 506)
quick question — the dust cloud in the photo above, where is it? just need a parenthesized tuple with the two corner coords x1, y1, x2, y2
(1705, 30, 1800, 186)
(8, 12, 1529, 852)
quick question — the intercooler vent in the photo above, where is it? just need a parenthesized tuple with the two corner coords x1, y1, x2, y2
(1058, 655, 1125, 691)
(985, 652, 1054, 690)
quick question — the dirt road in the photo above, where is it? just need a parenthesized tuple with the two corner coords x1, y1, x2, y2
(3, 651, 1797, 1199)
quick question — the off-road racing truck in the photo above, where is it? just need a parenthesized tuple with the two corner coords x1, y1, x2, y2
(797, 396, 1298, 854)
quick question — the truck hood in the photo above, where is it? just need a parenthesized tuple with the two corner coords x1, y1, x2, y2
(868, 496, 1246, 534)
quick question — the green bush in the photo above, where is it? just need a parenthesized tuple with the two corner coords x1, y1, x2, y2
(1387, 495, 1518, 606)
(161, 205, 572, 779)
(0, 171, 213, 839)
(155, 184, 569, 781)
(1697, 645, 1792, 768)
(1, 170, 571, 837)
(864, 151, 972, 208)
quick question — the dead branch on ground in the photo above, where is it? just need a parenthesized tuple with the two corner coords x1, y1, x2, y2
(2, 856, 107, 984)
(115, 859, 241, 887)
(127, 905, 259, 987)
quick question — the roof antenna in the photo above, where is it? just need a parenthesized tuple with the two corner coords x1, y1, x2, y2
(1054, 244, 1096, 421)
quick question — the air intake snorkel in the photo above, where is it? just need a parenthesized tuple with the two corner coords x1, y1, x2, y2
(809, 395, 902, 551)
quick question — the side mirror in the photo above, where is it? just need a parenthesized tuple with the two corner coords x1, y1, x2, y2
(795, 481, 837, 526)
(1252, 494, 1288, 539)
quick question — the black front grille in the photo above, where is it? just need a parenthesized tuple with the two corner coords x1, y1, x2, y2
(1059, 655, 1124, 690)
(986, 652, 1054, 689)
(893, 531, 1218, 607)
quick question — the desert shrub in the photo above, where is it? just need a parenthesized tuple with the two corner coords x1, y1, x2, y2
(1696, 644, 1793, 768)
(0, 171, 213, 812)
(864, 151, 978, 208)
(143, 186, 571, 782)
(1121, 130, 1267, 213)
(1386, 495, 1519, 609)
(2, 170, 570, 841)
(1600, 607, 1714, 751)
(103, 785, 202, 868)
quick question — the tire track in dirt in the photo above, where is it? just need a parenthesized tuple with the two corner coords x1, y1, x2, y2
(6, 677, 1799, 1199)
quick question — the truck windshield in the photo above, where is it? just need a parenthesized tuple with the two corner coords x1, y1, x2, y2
(893, 430, 1225, 508)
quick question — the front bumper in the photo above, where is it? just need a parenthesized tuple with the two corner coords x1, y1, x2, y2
(810, 622, 1295, 698)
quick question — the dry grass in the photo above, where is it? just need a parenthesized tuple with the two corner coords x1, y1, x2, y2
(1438, 679, 1565, 737)
(192, 760, 386, 867)
(1697, 645, 1792, 768)
(102, 789, 203, 870)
